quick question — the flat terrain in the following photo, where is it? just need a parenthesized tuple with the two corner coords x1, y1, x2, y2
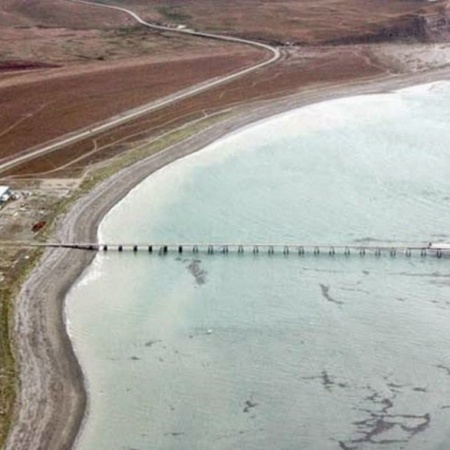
(0, 49, 262, 165)
(0, 21, 244, 65)
(1, 45, 384, 178)
(0, 0, 130, 28)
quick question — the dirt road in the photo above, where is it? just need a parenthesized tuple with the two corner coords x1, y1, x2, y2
(0, 0, 280, 175)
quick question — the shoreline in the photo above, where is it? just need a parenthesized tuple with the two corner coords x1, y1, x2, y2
(6, 67, 450, 449)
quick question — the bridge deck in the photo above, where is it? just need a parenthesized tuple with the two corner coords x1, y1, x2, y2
(1, 241, 450, 257)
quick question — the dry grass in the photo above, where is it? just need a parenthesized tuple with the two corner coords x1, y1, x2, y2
(1, 45, 384, 179)
(0, 49, 262, 161)
(106, 0, 449, 43)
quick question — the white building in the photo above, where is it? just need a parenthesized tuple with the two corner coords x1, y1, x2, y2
(0, 186, 11, 204)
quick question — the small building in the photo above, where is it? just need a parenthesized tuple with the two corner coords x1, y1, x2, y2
(0, 186, 11, 204)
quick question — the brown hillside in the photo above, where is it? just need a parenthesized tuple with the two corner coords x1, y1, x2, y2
(111, 0, 450, 44)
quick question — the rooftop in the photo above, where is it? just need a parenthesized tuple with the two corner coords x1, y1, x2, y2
(0, 186, 11, 200)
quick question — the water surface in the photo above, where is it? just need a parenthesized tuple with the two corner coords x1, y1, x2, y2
(67, 82, 450, 450)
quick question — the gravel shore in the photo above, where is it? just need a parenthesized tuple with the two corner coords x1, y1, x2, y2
(6, 67, 450, 450)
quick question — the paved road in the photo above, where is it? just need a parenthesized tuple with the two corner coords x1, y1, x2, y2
(0, 1, 280, 175)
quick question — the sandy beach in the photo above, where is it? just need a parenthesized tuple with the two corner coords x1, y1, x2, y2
(5, 67, 450, 450)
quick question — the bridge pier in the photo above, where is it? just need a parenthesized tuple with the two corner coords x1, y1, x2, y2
(42, 242, 450, 259)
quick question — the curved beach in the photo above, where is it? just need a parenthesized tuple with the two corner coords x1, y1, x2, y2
(6, 67, 450, 449)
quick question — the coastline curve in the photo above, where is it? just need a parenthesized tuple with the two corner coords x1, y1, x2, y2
(6, 68, 450, 449)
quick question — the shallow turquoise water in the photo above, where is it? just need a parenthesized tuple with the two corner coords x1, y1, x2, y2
(67, 82, 450, 450)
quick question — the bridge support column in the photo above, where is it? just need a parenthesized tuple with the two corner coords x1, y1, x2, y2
(329, 247, 335, 256)
(268, 246, 274, 255)
(193, 245, 198, 254)
(390, 248, 396, 257)
(283, 246, 289, 255)
(178, 245, 183, 254)
(359, 248, 366, 257)
(437, 249, 443, 258)
(148, 245, 153, 253)
(238, 245, 244, 254)
(420, 248, 427, 257)
(253, 245, 259, 254)
(314, 246, 320, 255)
(208, 245, 214, 254)
(298, 246, 305, 255)
(375, 248, 381, 257)
(406, 248, 411, 257)
(344, 247, 350, 256)
(222, 245, 228, 254)
(103, 245, 108, 252)
(118, 245, 123, 252)
(133, 245, 138, 252)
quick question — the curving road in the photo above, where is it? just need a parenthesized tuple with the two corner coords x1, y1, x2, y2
(0, 1, 280, 175)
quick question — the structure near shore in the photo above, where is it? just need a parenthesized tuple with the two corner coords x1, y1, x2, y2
(3, 241, 450, 258)
(0, 186, 11, 204)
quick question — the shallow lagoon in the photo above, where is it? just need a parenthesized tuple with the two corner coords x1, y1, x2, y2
(67, 82, 450, 449)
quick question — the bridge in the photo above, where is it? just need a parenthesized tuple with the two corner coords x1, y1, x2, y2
(2, 242, 450, 258)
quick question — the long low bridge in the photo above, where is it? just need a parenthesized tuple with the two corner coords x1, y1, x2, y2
(2, 242, 450, 258)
